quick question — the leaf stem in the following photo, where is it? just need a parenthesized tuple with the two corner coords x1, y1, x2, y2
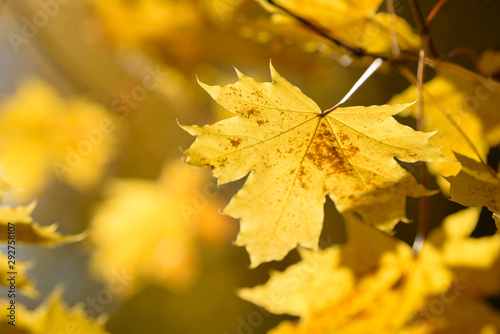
(413, 48, 429, 255)
(322, 58, 383, 116)
(445, 47, 479, 70)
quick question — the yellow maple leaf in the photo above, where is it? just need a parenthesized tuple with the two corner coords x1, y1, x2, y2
(0, 167, 85, 300)
(240, 208, 500, 334)
(447, 153, 500, 226)
(239, 213, 454, 333)
(429, 207, 500, 297)
(390, 60, 500, 191)
(182, 64, 444, 267)
(0, 200, 84, 298)
(0, 201, 85, 246)
(0, 252, 37, 298)
(389, 67, 490, 192)
(255, 0, 419, 55)
(0, 287, 109, 334)
(0, 79, 118, 200)
(88, 160, 232, 295)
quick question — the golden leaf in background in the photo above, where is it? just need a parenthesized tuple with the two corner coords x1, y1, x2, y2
(448, 154, 500, 227)
(90, 0, 201, 47)
(0, 180, 85, 300)
(0, 287, 109, 334)
(88, 161, 233, 296)
(0, 79, 118, 200)
(240, 208, 500, 333)
(0, 202, 85, 246)
(390, 55, 500, 192)
(0, 252, 37, 298)
(253, 0, 419, 55)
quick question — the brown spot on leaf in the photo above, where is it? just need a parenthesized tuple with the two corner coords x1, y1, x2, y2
(306, 121, 354, 176)
(298, 165, 308, 189)
(344, 143, 360, 159)
(247, 109, 259, 117)
(251, 90, 265, 101)
(229, 138, 242, 147)
(408, 153, 418, 160)
(218, 157, 228, 169)
(338, 132, 349, 143)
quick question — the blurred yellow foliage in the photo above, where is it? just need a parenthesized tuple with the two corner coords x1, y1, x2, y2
(88, 161, 234, 296)
(390, 70, 487, 191)
(0, 174, 96, 329)
(478, 49, 500, 78)
(0, 79, 118, 200)
(0, 252, 37, 298)
(1, 1, 500, 333)
(255, 0, 419, 55)
(0, 175, 84, 299)
(0, 287, 109, 334)
(390, 55, 500, 192)
(91, 0, 201, 47)
(448, 154, 500, 233)
(0, 201, 85, 246)
(240, 209, 500, 333)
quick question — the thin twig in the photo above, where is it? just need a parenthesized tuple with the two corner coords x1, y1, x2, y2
(413, 48, 429, 255)
(262, 0, 426, 66)
(265, 0, 365, 55)
(426, 0, 449, 28)
(386, 0, 401, 57)
(446, 47, 479, 71)
(262, 0, 404, 62)
(415, 50, 426, 133)
(408, 0, 438, 58)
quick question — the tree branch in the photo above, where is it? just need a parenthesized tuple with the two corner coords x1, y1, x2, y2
(263, 0, 410, 62)
(408, 0, 438, 58)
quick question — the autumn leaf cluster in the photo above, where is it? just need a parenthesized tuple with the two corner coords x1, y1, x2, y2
(181, 0, 500, 333)
(1, 0, 500, 333)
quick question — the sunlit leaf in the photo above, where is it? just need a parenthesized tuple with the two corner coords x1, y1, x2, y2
(182, 64, 444, 267)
